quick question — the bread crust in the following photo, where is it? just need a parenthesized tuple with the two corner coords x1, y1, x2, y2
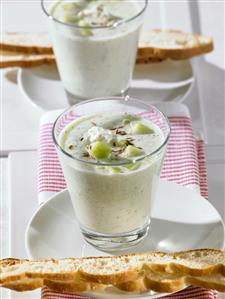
(137, 42, 213, 60)
(78, 267, 139, 285)
(0, 32, 53, 54)
(115, 278, 148, 292)
(2, 279, 43, 291)
(187, 276, 225, 292)
(0, 55, 55, 68)
(136, 56, 165, 64)
(1, 53, 163, 68)
(43, 279, 105, 293)
(138, 29, 214, 60)
(144, 275, 186, 293)
(1, 44, 53, 55)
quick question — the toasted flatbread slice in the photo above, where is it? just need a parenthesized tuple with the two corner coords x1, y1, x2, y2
(0, 32, 53, 54)
(115, 278, 148, 293)
(77, 249, 225, 284)
(138, 29, 213, 60)
(116, 273, 225, 293)
(43, 280, 105, 293)
(0, 30, 213, 68)
(0, 50, 55, 68)
(143, 272, 187, 293)
(2, 278, 43, 291)
(187, 274, 225, 292)
(0, 51, 161, 69)
(1, 278, 104, 293)
(1, 249, 225, 293)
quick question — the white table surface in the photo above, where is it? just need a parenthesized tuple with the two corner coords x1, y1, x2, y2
(1, 1, 225, 298)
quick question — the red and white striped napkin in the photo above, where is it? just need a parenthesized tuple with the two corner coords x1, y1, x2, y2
(38, 103, 217, 299)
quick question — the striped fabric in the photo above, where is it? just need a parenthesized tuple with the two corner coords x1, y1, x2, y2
(38, 116, 217, 299)
(41, 286, 217, 299)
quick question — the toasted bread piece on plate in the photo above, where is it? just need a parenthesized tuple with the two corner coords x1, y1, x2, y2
(43, 280, 105, 293)
(138, 29, 213, 60)
(0, 51, 158, 68)
(1, 249, 225, 294)
(1, 32, 53, 54)
(117, 273, 225, 293)
(0, 51, 162, 69)
(0, 50, 55, 68)
(0, 30, 213, 68)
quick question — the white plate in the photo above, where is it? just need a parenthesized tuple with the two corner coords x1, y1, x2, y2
(25, 179, 224, 299)
(132, 60, 194, 89)
(18, 60, 194, 111)
(17, 65, 68, 111)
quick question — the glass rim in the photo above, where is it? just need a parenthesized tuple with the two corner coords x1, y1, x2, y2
(41, 0, 148, 30)
(52, 96, 171, 166)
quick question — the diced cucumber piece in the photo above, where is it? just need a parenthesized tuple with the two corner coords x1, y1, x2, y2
(96, 166, 106, 170)
(131, 122, 154, 134)
(79, 20, 93, 36)
(125, 145, 144, 157)
(124, 162, 140, 171)
(90, 141, 111, 159)
(122, 118, 131, 125)
(61, 2, 78, 12)
(116, 139, 127, 147)
(110, 167, 122, 173)
(81, 28, 93, 36)
(62, 15, 81, 24)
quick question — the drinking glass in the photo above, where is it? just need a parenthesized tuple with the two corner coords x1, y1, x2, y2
(52, 96, 170, 250)
(42, 0, 148, 104)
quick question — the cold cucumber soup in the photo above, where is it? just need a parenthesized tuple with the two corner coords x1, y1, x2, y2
(59, 112, 165, 234)
(48, 0, 146, 100)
